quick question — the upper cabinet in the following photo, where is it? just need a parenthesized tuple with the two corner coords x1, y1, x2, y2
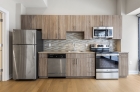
(42, 15, 50, 39)
(49, 15, 59, 39)
(65, 15, 86, 32)
(112, 15, 122, 39)
(21, 15, 42, 30)
(58, 15, 66, 39)
(102, 15, 112, 27)
(21, 15, 122, 40)
(85, 15, 94, 39)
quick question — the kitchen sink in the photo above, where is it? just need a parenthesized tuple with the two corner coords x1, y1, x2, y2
(67, 51, 84, 52)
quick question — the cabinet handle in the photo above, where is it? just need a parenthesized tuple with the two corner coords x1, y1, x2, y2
(76, 59, 77, 65)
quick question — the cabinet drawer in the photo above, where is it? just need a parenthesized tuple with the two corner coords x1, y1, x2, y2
(85, 53, 95, 58)
(39, 53, 47, 58)
(119, 53, 128, 58)
(66, 53, 95, 58)
(66, 54, 77, 58)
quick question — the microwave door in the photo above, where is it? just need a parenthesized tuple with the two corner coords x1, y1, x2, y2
(94, 30, 106, 38)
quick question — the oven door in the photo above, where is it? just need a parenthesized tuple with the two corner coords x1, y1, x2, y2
(96, 54, 119, 69)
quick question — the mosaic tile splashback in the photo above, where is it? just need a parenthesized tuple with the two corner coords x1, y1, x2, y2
(44, 33, 116, 51)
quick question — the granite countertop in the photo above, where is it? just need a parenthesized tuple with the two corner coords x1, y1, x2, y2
(38, 51, 128, 54)
(38, 51, 95, 54)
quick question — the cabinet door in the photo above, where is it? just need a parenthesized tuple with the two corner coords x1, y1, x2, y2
(21, 15, 34, 29)
(71, 15, 76, 31)
(79, 15, 86, 31)
(112, 15, 122, 39)
(65, 15, 71, 31)
(21, 15, 42, 30)
(66, 58, 80, 76)
(42, 15, 50, 39)
(119, 53, 128, 77)
(35, 15, 42, 29)
(49, 15, 58, 39)
(38, 54, 47, 77)
(102, 15, 112, 27)
(85, 15, 94, 39)
(58, 15, 66, 39)
(94, 15, 103, 27)
(80, 58, 95, 76)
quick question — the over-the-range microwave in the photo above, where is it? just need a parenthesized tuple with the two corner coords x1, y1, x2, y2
(93, 27, 113, 38)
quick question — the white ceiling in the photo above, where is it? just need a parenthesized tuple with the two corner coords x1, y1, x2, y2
(13, 0, 47, 8)
(127, 8, 140, 15)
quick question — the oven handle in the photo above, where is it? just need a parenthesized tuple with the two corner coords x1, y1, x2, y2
(96, 71, 118, 73)
(96, 54, 119, 56)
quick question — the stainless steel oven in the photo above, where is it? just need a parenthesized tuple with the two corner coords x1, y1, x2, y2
(96, 52, 119, 79)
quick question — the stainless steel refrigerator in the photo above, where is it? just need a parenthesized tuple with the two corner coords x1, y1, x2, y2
(13, 29, 43, 80)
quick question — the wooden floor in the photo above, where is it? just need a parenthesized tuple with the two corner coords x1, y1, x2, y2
(0, 75, 140, 92)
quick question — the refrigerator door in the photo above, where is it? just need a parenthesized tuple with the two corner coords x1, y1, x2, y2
(13, 45, 36, 79)
(13, 29, 36, 44)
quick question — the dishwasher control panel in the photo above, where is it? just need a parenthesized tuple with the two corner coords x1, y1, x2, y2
(48, 54, 66, 58)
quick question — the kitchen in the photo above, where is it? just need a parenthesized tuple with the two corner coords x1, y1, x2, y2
(0, 0, 139, 92)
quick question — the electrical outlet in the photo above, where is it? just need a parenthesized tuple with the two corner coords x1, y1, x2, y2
(129, 61, 132, 65)
(49, 43, 51, 47)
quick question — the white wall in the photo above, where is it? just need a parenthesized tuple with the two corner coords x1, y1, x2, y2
(122, 15, 138, 73)
(16, 3, 26, 29)
(26, 0, 117, 15)
(117, 0, 121, 15)
(0, 0, 17, 80)
(0, 0, 16, 30)
(117, 0, 126, 15)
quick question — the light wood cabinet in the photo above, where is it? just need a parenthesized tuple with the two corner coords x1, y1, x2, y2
(80, 58, 95, 76)
(21, 15, 33, 29)
(112, 15, 122, 39)
(66, 58, 81, 76)
(119, 53, 128, 77)
(94, 15, 103, 27)
(21, 15, 42, 30)
(102, 15, 112, 26)
(66, 53, 95, 77)
(38, 53, 47, 77)
(65, 15, 85, 32)
(85, 15, 94, 39)
(42, 15, 50, 39)
(48, 15, 59, 39)
(58, 15, 66, 39)
(21, 15, 122, 40)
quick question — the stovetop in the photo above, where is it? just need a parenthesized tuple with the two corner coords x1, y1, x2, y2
(96, 52, 119, 54)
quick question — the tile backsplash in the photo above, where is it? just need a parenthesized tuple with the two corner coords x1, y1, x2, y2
(44, 33, 116, 51)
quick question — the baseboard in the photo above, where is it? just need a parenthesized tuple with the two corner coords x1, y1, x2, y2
(129, 71, 139, 74)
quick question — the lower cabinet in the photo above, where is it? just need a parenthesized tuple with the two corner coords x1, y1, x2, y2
(38, 53, 48, 78)
(66, 53, 95, 77)
(119, 53, 128, 77)
(81, 58, 95, 76)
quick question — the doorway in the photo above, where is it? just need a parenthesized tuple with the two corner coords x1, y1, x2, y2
(0, 12, 2, 81)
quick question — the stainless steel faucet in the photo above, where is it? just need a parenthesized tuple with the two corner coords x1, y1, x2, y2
(72, 42, 76, 51)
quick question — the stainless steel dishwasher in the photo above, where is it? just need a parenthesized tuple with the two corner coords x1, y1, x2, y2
(47, 54, 66, 77)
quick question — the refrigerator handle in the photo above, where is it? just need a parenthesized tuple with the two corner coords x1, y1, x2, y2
(33, 32, 36, 44)
(33, 32, 36, 57)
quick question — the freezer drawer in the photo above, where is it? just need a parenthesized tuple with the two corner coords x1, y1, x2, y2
(13, 45, 36, 79)
(13, 30, 36, 44)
